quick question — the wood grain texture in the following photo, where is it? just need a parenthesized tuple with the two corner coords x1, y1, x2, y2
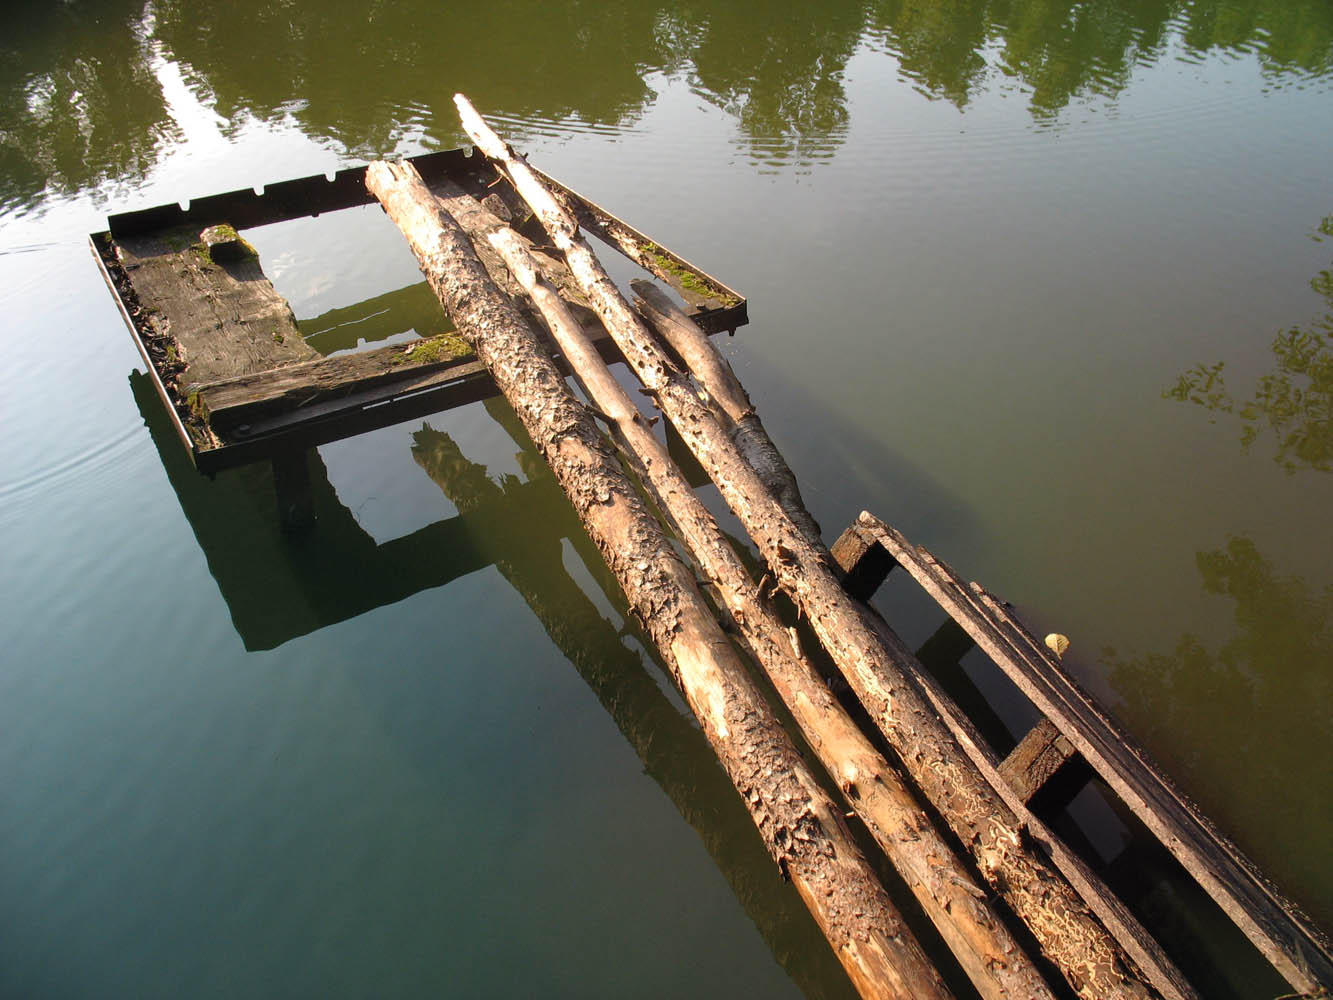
(488, 226, 1055, 1000)
(117, 227, 316, 385)
(191, 335, 475, 431)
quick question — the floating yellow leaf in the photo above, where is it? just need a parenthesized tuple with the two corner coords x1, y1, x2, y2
(1044, 633, 1071, 658)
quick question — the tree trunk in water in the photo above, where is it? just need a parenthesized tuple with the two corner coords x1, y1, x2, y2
(365, 157, 952, 1000)
(454, 93, 1161, 1000)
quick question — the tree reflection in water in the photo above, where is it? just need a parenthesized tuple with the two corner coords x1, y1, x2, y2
(4, 0, 1331, 208)
(1105, 534, 1333, 925)
(1168, 216, 1333, 474)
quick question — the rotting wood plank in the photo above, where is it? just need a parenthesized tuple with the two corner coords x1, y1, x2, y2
(856, 512, 1333, 995)
(116, 226, 317, 386)
(486, 225, 1057, 1000)
(366, 157, 953, 1000)
(830, 524, 1202, 1000)
(190, 333, 476, 431)
(456, 93, 1166, 1000)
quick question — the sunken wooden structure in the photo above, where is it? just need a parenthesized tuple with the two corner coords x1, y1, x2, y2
(95, 102, 1331, 1000)
(91, 148, 746, 477)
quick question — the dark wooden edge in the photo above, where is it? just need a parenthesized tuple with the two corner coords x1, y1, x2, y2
(844, 511, 1333, 994)
(90, 233, 199, 463)
(530, 164, 749, 335)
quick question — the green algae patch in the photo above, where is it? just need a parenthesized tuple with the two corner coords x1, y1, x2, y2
(640, 242, 738, 306)
(394, 332, 473, 365)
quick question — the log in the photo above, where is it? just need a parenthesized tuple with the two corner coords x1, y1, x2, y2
(631, 280, 822, 545)
(455, 93, 1164, 1000)
(487, 226, 1056, 1000)
(365, 157, 952, 1000)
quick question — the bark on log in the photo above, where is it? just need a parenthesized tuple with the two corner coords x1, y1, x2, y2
(488, 226, 1057, 1000)
(631, 280, 822, 545)
(365, 157, 952, 1000)
(454, 93, 1161, 1000)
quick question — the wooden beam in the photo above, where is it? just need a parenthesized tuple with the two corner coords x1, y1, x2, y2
(191, 333, 476, 431)
(830, 521, 898, 601)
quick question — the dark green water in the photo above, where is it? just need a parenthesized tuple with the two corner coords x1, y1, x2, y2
(2, 2, 1330, 997)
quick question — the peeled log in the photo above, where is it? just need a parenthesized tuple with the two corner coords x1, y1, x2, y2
(365, 157, 952, 1000)
(631, 279, 822, 546)
(488, 227, 1057, 1000)
(454, 93, 1161, 1000)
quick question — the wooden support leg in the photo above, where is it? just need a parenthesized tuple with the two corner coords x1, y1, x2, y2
(272, 448, 314, 533)
(999, 718, 1092, 812)
(829, 522, 897, 601)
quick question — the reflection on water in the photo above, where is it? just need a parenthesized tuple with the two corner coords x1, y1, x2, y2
(1105, 535, 1333, 927)
(1168, 216, 1333, 474)
(4, 0, 1331, 208)
(0, 1, 176, 212)
(299, 281, 452, 356)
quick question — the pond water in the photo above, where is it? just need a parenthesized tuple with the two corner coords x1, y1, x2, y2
(1, 2, 1330, 997)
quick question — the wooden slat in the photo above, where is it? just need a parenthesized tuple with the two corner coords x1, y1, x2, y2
(833, 519, 1202, 1000)
(191, 334, 476, 431)
(856, 511, 1333, 995)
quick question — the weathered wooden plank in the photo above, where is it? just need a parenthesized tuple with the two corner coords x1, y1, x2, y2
(191, 333, 476, 431)
(999, 718, 1082, 804)
(116, 225, 317, 385)
(859, 512, 1333, 995)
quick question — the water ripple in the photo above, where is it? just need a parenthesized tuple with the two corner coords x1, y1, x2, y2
(0, 421, 147, 506)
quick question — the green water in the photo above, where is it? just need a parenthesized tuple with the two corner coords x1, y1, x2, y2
(2, 2, 1330, 997)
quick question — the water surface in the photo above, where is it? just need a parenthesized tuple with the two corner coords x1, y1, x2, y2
(2, 2, 1330, 997)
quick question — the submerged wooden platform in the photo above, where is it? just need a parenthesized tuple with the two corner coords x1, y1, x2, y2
(833, 515, 1333, 997)
(92, 148, 746, 475)
(97, 122, 1331, 1000)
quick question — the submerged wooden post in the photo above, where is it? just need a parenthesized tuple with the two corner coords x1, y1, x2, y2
(486, 226, 1058, 1000)
(271, 447, 314, 533)
(365, 158, 952, 1000)
(454, 92, 1172, 1000)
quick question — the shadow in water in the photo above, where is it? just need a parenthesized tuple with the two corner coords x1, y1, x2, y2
(133, 372, 859, 999)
